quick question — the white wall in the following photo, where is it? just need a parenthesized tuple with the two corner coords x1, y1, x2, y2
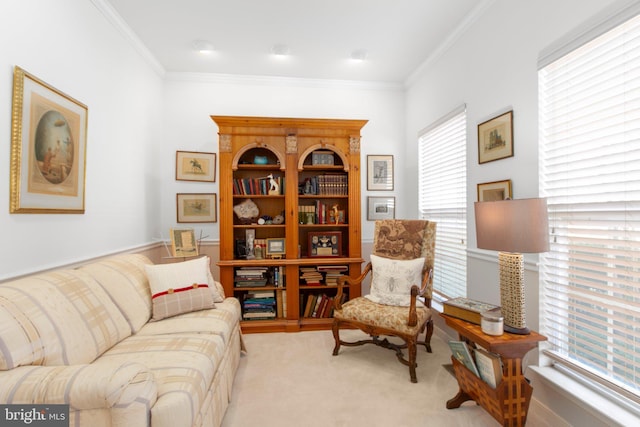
(0, 0, 164, 280)
(404, 1, 634, 425)
(404, 0, 617, 324)
(160, 74, 405, 243)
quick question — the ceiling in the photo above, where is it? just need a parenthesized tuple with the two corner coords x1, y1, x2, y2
(106, 0, 484, 84)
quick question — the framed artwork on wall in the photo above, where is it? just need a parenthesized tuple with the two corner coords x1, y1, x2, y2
(10, 66, 88, 213)
(477, 179, 512, 201)
(177, 193, 217, 223)
(478, 110, 513, 164)
(367, 196, 396, 221)
(367, 155, 394, 190)
(176, 151, 216, 182)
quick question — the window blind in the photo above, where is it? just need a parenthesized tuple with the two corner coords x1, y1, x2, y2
(539, 12, 640, 401)
(418, 105, 467, 299)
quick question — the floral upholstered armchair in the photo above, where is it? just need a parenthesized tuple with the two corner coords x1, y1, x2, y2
(332, 219, 436, 383)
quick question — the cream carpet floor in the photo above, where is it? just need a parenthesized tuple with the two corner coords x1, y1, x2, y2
(221, 329, 498, 427)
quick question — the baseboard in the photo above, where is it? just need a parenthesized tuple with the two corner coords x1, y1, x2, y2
(527, 398, 571, 427)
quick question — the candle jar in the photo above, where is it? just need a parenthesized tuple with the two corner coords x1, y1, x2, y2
(481, 309, 504, 336)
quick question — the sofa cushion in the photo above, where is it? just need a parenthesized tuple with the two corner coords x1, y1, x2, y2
(365, 254, 425, 307)
(137, 298, 241, 344)
(0, 270, 132, 370)
(144, 257, 216, 321)
(79, 254, 154, 333)
(100, 333, 225, 427)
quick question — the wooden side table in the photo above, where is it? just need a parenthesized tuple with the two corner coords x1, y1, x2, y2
(440, 313, 547, 427)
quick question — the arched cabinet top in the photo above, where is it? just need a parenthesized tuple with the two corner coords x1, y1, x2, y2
(297, 144, 349, 171)
(232, 143, 285, 171)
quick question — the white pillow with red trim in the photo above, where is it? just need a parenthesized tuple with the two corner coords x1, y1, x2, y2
(145, 256, 215, 321)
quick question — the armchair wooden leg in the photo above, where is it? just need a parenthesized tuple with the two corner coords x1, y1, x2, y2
(332, 320, 341, 356)
(417, 319, 433, 353)
(408, 338, 418, 383)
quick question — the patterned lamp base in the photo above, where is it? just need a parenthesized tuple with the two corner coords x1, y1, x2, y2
(499, 252, 530, 335)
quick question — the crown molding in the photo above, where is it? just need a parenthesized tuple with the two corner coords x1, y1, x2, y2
(90, 0, 165, 77)
(404, 0, 496, 88)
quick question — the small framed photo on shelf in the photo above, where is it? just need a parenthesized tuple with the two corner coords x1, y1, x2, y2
(176, 151, 216, 182)
(477, 180, 512, 202)
(367, 155, 394, 190)
(367, 196, 395, 221)
(311, 150, 335, 165)
(170, 228, 198, 257)
(478, 110, 513, 164)
(308, 231, 342, 257)
(266, 238, 286, 258)
(176, 193, 217, 223)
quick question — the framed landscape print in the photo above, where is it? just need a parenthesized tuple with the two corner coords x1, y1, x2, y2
(478, 110, 513, 164)
(477, 179, 512, 201)
(10, 66, 88, 213)
(367, 196, 396, 221)
(176, 151, 216, 182)
(177, 193, 217, 223)
(367, 155, 394, 190)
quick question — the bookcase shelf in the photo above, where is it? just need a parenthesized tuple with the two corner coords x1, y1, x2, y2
(213, 116, 367, 333)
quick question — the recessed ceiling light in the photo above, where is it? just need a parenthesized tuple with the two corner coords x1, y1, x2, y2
(192, 40, 214, 54)
(350, 49, 368, 62)
(271, 44, 291, 57)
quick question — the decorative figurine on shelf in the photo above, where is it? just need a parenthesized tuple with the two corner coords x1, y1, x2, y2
(273, 214, 284, 225)
(267, 174, 280, 195)
(332, 204, 340, 225)
(245, 229, 255, 259)
(254, 244, 263, 259)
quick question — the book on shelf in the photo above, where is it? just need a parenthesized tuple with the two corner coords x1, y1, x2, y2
(303, 294, 317, 317)
(474, 347, 503, 389)
(312, 294, 326, 317)
(242, 291, 276, 320)
(448, 340, 480, 377)
(442, 297, 499, 325)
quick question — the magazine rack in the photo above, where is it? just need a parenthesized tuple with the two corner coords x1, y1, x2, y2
(441, 314, 547, 427)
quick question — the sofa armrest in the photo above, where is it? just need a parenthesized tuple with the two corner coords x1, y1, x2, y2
(0, 361, 157, 424)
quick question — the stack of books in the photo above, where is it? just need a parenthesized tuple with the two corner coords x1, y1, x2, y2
(299, 267, 323, 285)
(242, 291, 276, 320)
(317, 265, 348, 286)
(442, 297, 499, 325)
(234, 267, 268, 287)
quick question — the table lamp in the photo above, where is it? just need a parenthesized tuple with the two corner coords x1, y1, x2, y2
(474, 198, 549, 334)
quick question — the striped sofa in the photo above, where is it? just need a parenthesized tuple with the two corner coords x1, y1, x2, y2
(0, 254, 243, 427)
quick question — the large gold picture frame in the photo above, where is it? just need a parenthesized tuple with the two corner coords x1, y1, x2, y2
(10, 66, 88, 213)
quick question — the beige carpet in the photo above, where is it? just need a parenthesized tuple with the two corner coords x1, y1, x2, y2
(221, 329, 498, 427)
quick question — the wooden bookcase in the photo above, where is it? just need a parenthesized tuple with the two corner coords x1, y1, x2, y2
(212, 116, 367, 333)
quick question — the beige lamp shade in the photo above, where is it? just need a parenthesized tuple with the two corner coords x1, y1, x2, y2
(474, 198, 549, 254)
